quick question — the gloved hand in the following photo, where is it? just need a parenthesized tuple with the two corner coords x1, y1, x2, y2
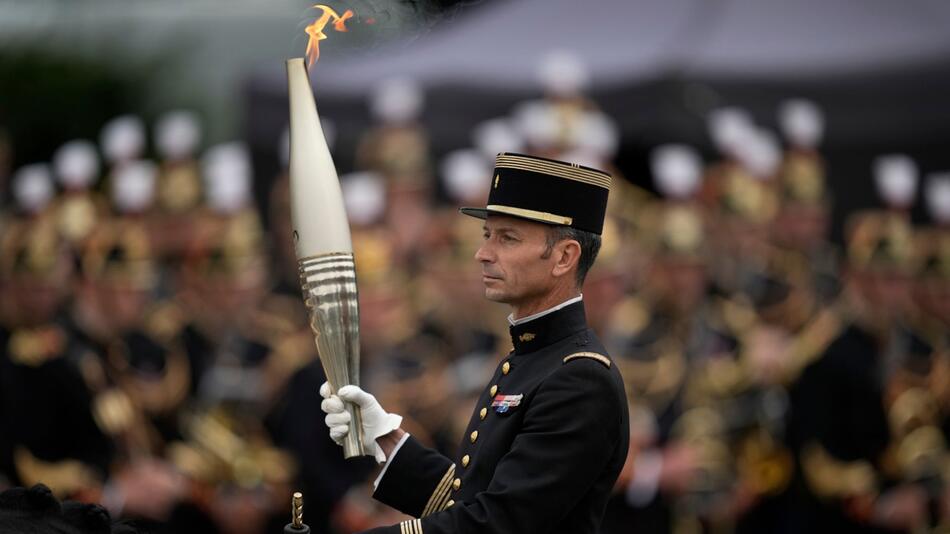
(320, 382, 403, 463)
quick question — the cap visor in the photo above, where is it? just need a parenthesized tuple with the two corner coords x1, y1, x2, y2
(458, 207, 489, 220)
(458, 206, 567, 226)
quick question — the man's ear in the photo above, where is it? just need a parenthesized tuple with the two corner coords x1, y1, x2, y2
(551, 239, 581, 280)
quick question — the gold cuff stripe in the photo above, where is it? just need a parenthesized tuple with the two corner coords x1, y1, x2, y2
(563, 352, 611, 368)
(421, 464, 455, 517)
(436, 493, 455, 513)
(495, 156, 611, 189)
(485, 205, 573, 225)
(400, 519, 423, 534)
(432, 476, 455, 514)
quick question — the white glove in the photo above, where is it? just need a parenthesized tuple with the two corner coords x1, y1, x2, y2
(319, 382, 403, 463)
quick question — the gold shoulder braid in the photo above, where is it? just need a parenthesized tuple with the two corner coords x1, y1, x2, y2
(563, 352, 611, 368)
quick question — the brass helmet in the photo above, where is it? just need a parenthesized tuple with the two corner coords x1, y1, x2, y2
(845, 212, 914, 273)
(182, 211, 266, 284)
(637, 201, 706, 263)
(1, 217, 63, 281)
(80, 222, 156, 289)
(914, 229, 950, 281)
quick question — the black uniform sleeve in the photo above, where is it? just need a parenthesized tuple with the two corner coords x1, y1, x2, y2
(363, 358, 623, 534)
(788, 333, 889, 501)
(372, 436, 456, 518)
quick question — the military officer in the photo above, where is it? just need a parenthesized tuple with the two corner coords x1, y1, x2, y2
(320, 153, 629, 533)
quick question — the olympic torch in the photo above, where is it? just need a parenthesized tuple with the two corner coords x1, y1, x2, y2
(287, 57, 364, 458)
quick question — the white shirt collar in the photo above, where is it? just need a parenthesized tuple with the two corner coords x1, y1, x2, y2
(508, 294, 583, 326)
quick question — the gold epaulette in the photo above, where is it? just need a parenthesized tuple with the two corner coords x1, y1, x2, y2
(563, 352, 611, 368)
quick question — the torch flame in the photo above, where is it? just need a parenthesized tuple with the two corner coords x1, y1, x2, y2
(305, 5, 354, 67)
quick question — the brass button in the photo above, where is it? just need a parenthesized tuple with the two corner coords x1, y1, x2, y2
(479, 407, 488, 420)
(452, 478, 461, 491)
(489, 385, 498, 397)
(502, 361, 510, 374)
(461, 454, 470, 467)
(470, 430, 478, 443)
(446, 499, 455, 508)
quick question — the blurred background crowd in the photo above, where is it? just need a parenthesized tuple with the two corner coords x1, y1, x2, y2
(2, 1, 950, 533)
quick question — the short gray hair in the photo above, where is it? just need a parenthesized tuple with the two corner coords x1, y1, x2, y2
(541, 225, 602, 287)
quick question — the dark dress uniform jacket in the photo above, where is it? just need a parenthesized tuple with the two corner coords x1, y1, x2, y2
(367, 301, 630, 534)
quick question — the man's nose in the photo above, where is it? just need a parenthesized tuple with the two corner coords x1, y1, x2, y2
(474, 242, 493, 263)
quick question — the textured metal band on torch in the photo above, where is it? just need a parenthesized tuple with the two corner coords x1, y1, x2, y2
(297, 252, 364, 457)
(286, 57, 365, 458)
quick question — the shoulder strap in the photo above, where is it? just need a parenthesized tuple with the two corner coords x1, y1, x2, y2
(563, 351, 611, 368)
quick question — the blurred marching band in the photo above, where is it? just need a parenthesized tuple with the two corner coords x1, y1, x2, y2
(1, 53, 950, 534)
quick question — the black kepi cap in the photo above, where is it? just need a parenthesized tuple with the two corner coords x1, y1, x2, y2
(459, 152, 611, 235)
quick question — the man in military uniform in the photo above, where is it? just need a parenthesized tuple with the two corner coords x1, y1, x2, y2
(773, 99, 840, 304)
(601, 201, 743, 534)
(787, 213, 930, 533)
(320, 153, 629, 533)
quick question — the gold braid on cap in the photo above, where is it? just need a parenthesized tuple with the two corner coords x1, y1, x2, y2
(494, 154, 611, 190)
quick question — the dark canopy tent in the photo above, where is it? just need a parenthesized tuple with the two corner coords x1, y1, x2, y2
(245, 0, 950, 234)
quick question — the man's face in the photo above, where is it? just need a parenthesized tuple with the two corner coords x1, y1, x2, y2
(474, 215, 558, 306)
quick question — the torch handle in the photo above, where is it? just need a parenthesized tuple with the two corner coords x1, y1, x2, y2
(341, 401, 365, 459)
(299, 252, 365, 460)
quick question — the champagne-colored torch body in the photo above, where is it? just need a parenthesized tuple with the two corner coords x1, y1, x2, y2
(286, 57, 364, 458)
